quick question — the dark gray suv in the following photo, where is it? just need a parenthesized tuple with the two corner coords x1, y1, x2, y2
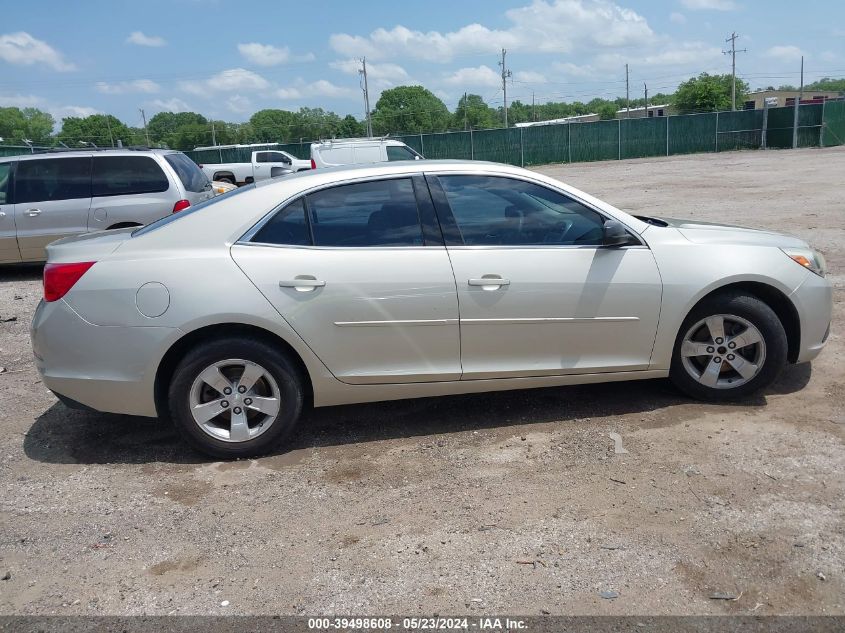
(0, 148, 212, 263)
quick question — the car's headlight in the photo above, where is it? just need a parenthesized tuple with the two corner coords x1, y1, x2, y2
(781, 247, 827, 277)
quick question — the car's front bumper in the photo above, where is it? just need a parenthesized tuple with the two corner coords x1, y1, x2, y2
(31, 298, 176, 417)
(790, 270, 833, 363)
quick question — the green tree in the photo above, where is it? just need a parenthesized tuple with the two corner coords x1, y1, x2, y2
(802, 77, 845, 93)
(146, 111, 208, 147)
(0, 107, 55, 144)
(57, 114, 136, 147)
(337, 114, 365, 138)
(248, 109, 298, 142)
(372, 86, 450, 135)
(452, 94, 499, 129)
(673, 73, 749, 114)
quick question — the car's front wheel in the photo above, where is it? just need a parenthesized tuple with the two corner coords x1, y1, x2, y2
(670, 292, 787, 400)
(168, 338, 304, 458)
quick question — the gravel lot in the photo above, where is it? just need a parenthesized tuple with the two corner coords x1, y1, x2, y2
(0, 147, 843, 616)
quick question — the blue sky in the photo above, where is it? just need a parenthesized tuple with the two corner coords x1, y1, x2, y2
(1, 0, 843, 127)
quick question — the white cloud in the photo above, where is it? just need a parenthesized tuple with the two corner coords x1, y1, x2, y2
(237, 43, 315, 66)
(443, 65, 502, 88)
(766, 45, 804, 62)
(0, 92, 46, 108)
(0, 32, 75, 71)
(670, 11, 687, 23)
(149, 98, 192, 113)
(330, 0, 653, 61)
(226, 94, 252, 113)
(820, 51, 836, 62)
(680, 0, 737, 10)
(182, 68, 270, 95)
(514, 70, 547, 83)
(52, 105, 100, 120)
(238, 42, 289, 66)
(275, 79, 353, 100)
(126, 31, 166, 47)
(96, 79, 160, 94)
(330, 58, 411, 89)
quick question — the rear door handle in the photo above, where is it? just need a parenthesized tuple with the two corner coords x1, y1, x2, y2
(26, 208, 42, 217)
(468, 276, 510, 288)
(279, 277, 326, 291)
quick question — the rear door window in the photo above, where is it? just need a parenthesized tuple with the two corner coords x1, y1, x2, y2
(93, 156, 169, 197)
(306, 178, 424, 247)
(164, 153, 210, 193)
(15, 157, 92, 203)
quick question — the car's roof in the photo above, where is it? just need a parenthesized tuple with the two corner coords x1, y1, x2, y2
(0, 148, 180, 163)
(135, 160, 647, 246)
(253, 159, 513, 189)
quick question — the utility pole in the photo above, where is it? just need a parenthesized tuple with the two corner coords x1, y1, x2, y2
(359, 58, 373, 137)
(464, 92, 468, 130)
(625, 63, 630, 117)
(211, 120, 217, 146)
(644, 83, 648, 115)
(499, 48, 512, 128)
(139, 108, 150, 146)
(723, 32, 747, 111)
(532, 91, 536, 122)
(792, 55, 804, 149)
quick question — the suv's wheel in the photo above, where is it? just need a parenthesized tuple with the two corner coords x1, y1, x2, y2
(669, 293, 787, 400)
(168, 338, 304, 458)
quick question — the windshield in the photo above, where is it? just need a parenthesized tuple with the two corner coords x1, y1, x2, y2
(132, 183, 256, 237)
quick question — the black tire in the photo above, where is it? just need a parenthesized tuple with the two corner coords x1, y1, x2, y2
(216, 176, 235, 185)
(669, 292, 788, 401)
(168, 337, 304, 459)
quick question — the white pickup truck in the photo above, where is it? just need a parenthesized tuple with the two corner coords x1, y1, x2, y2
(199, 150, 311, 186)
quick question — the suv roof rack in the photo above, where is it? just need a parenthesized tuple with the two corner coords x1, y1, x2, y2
(34, 145, 159, 154)
(314, 135, 392, 144)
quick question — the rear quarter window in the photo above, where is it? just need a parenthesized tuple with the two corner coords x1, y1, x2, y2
(164, 153, 210, 193)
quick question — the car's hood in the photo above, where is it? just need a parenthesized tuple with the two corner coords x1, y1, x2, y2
(656, 217, 808, 249)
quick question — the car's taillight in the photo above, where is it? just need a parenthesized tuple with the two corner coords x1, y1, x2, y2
(310, 158, 316, 169)
(43, 262, 96, 302)
(172, 199, 191, 213)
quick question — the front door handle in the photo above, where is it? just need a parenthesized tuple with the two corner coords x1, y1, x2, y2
(468, 276, 510, 288)
(279, 276, 326, 292)
(26, 208, 42, 217)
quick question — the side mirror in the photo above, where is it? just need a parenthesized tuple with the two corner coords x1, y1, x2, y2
(602, 219, 635, 247)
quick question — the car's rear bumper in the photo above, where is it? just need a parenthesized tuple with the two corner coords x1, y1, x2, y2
(790, 271, 833, 363)
(31, 298, 175, 417)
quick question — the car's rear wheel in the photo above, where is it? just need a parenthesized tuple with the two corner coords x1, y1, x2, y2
(670, 292, 787, 400)
(216, 176, 235, 185)
(168, 338, 304, 458)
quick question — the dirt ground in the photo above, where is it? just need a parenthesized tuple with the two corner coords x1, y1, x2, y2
(0, 147, 843, 616)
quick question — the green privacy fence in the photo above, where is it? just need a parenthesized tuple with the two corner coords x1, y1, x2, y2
(2, 103, 841, 167)
(397, 104, 830, 167)
(821, 100, 845, 147)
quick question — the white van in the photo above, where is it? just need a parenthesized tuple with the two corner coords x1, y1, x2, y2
(310, 138, 422, 168)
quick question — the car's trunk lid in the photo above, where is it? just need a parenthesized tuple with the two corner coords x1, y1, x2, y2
(45, 227, 134, 263)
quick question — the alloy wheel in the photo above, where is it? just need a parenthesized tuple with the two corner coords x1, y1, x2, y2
(680, 314, 766, 389)
(189, 358, 281, 443)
